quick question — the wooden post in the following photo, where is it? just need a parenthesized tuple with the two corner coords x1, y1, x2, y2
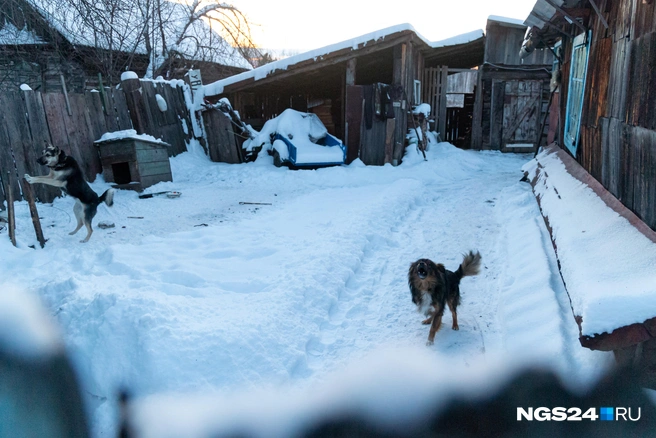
(437, 66, 449, 141)
(20, 177, 46, 248)
(98, 73, 108, 115)
(60, 74, 72, 116)
(471, 67, 484, 149)
(5, 171, 16, 246)
(346, 59, 357, 86)
(121, 74, 147, 134)
(384, 118, 395, 164)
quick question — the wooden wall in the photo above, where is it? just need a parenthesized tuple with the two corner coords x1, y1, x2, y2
(485, 21, 553, 66)
(471, 21, 553, 151)
(0, 79, 193, 209)
(557, 0, 656, 230)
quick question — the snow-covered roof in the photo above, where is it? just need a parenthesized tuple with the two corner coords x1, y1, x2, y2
(524, 0, 565, 29)
(431, 29, 485, 48)
(0, 21, 47, 45)
(94, 129, 169, 146)
(203, 25, 484, 96)
(21, 0, 251, 69)
(488, 15, 528, 28)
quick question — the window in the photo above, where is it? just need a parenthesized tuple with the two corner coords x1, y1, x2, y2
(563, 31, 591, 156)
(413, 80, 421, 105)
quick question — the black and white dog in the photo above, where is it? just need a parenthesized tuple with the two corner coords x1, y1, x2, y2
(25, 143, 114, 243)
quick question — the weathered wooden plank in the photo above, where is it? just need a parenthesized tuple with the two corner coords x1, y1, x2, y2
(0, 92, 35, 202)
(142, 81, 165, 132)
(85, 91, 108, 142)
(437, 66, 448, 139)
(490, 80, 505, 150)
(5, 170, 16, 246)
(637, 33, 653, 129)
(135, 147, 169, 163)
(446, 71, 477, 94)
(619, 123, 634, 209)
(471, 68, 484, 150)
(101, 153, 135, 166)
(647, 32, 656, 131)
(106, 87, 132, 131)
(20, 178, 46, 247)
(22, 90, 59, 203)
(63, 93, 102, 180)
(0, 123, 20, 205)
(137, 160, 171, 177)
(42, 93, 71, 151)
(384, 118, 395, 164)
(645, 131, 656, 229)
(626, 37, 642, 126)
(345, 85, 364, 164)
(159, 118, 186, 156)
(360, 116, 386, 166)
(203, 109, 241, 164)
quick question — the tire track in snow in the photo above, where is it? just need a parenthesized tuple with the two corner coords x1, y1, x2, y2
(303, 169, 521, 375)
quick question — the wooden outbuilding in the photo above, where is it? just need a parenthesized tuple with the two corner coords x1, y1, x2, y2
(522, 0, 656, 386)
(202, 25, 486, 166)
(469, 16, 554, 152)
(202, 18, 555, 163)
(95, 135, 172, 190)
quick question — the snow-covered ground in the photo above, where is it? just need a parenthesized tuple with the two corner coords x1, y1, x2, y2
(1, 141, 612, 436)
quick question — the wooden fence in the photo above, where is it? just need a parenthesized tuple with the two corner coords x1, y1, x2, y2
(0, 79, 194, 208)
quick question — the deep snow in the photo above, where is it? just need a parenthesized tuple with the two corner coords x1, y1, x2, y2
(1, 141, 612, 436)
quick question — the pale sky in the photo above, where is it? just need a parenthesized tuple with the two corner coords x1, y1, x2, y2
(237, 0, 538, 54)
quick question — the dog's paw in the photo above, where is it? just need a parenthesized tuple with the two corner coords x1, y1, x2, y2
(24, 174, 34, 183)
(452, 325, 459, 331)
(421, 318, 432, 325)
(425, 340, 434, 346)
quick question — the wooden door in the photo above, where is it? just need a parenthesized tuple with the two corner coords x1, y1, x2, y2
(345, 85, 363, 164)
(491, 79, 543, 152)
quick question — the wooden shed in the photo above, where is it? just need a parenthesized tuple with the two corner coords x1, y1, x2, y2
(469, 16, 554, 152)
(94, 135, 172, 190)
(201, 25, 486, 166)
(522, 0, 656, 386)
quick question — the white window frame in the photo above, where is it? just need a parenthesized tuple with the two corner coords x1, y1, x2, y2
(563, 31, 591, 156)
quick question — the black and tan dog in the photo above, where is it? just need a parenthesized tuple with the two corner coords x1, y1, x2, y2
(25, 143, 114, 243)
(408, 251, 481, 345)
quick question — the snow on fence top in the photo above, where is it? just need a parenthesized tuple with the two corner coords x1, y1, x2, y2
(525, 148, 656, 338)
(203, 25, 484, 97)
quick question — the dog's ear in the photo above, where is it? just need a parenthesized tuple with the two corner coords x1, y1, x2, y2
(57, 148, 66, 162)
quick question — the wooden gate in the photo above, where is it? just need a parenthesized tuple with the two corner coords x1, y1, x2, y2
(490, 80, 543, 152)
(422, 66, 449, 139)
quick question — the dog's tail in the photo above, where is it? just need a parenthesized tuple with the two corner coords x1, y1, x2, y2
(454, 250, 481, 281)
(99, 189, 115, 207)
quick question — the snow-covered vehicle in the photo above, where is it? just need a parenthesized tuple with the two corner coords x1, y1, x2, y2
(245, 109, 347, 168)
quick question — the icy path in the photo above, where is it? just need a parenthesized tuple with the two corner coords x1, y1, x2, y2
(1, 144, 608, 435)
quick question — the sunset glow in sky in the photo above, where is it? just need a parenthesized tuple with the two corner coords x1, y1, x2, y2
(236, 0, 537, 53)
